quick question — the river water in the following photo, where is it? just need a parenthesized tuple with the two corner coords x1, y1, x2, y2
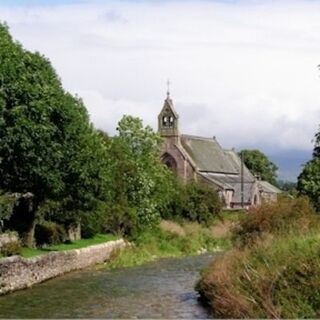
(0, 253, 215, 319)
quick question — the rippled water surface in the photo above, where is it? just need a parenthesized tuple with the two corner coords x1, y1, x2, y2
(0, 253, 216, 319)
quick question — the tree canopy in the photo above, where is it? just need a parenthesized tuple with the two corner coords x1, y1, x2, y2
(0, 23, 108, 245)
(238, 149, 278, 184)
(103, 115, 175, 235)
(298, 125, 320, 211)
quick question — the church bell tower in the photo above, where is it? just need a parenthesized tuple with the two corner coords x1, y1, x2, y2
(158, 84, 179, 137)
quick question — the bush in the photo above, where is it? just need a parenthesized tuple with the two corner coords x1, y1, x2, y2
(163, 181, 222, 225)
(197, 234, 320, 319)
(103, 204, 138, 237)
(0, 240, 21, 256)
(80, 209, 105, 239)
(232, 196, 318, 247)
(196, 197, 320, 318)
(34, 222, 67, 246)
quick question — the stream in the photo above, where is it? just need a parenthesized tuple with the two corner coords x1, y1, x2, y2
(0, 253, 216, 319)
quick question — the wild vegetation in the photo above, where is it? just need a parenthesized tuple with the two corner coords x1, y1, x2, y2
(298, 125, 320, 210)
(196, 197, 320, 318)
(103, 216, 234, 270)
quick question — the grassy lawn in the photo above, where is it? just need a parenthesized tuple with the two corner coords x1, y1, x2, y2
(20, 234, 119, 258)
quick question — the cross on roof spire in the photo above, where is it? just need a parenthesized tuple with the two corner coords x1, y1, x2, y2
(166, 79, 171, 98)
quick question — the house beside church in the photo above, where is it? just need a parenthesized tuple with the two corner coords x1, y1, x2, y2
(158, 92, 281, 209)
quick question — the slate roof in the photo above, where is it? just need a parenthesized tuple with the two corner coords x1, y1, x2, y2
(258, 181, 282, 194)
(224, 149, 256, 181)
(200, 172, 256, 203)
(181, 135, 238, 174)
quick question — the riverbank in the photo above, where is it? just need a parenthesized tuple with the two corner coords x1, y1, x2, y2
(0, 239, 127, 295)
(196, 197, 320, 318)
(0, 214, 238, 296)
(104, 218, 236, 270)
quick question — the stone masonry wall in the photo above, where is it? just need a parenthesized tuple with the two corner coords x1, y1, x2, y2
(0, 239, 127, 295)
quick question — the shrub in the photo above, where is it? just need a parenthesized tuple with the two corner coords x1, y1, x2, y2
(0, 240, 21, 256)
(196, 197, 320, 318)
(164, 181, 222, 225)
(80, 209, 105, 239)
(103, 203, 138, 237)
(232, 196, 318, 247)
(196, 234, 320, 319)
(34, 222, 67, 246)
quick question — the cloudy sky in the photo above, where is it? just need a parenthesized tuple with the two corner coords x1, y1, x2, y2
(1, 0, 319, 181)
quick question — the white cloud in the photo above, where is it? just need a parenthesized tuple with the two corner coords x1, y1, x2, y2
(1, 0, 320, 158)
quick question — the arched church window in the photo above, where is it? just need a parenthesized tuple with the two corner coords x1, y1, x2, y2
(161, 153, 177, 173)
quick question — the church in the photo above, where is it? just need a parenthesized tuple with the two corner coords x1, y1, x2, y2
(158, 91, 281, 209)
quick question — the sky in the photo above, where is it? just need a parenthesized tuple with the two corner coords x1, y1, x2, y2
(0, 0, 319, 181)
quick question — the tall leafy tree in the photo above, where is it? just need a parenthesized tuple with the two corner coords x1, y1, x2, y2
(0, 23, 108, 246)
(105, 115, 174, 235)
(238, 149, 278, 184)
(298, 125, 320, 211)
(313, 125, 320, 157)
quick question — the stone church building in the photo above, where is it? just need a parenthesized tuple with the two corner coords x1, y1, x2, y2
(158, 92, 281, 209)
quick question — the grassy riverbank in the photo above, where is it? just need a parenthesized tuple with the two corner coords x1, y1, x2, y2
(196, 197, 320, 319)
(104, 216, 237, 269)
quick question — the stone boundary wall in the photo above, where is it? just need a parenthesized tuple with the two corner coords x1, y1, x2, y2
(0, 239, 127, 295)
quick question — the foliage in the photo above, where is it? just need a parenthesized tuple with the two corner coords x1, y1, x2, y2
(232, 197, 318, 247)
(0, 240, 21, 257)
(313, 125, 320, 157)
(0, 23, 108, 245)
(105, 220, 227, 270)
(238, 149, 278, 184)
(297, 158, 320, 211)
(298, 126, 320, 211)
(196, 197, 320, 318)
(104, 116, 175, 235)
(34, 221, 67, 246)
(0, 192, 16, 222)
(0, 232, 21, 257)
(197, 234, 320, 319)
(162, 181, 222, 226)
(103, 203, 138, 236)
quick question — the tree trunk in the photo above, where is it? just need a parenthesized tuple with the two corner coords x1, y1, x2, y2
(21, 213, 36, 248)
(5, 194, 37, 248)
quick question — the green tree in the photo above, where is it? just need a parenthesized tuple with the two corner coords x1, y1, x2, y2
(238, 149, 278, 184)
(298, 125, 320, 211)
(0, 23, 108, 246)
(162, 181, 222, 225)
(313, 125, 320, 157)
(105, 115, 174, 235)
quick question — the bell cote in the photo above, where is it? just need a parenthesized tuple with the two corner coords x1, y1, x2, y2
(158, 93, 179, 137)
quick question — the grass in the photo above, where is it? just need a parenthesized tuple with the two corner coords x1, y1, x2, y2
(197, 233, 320, 319)
(20, 234, 118, 258)
(103, 219, 234, 270)
(196, 197, 320, 319)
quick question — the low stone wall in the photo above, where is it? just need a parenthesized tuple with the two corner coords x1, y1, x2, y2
(0, 239, 127, 295)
